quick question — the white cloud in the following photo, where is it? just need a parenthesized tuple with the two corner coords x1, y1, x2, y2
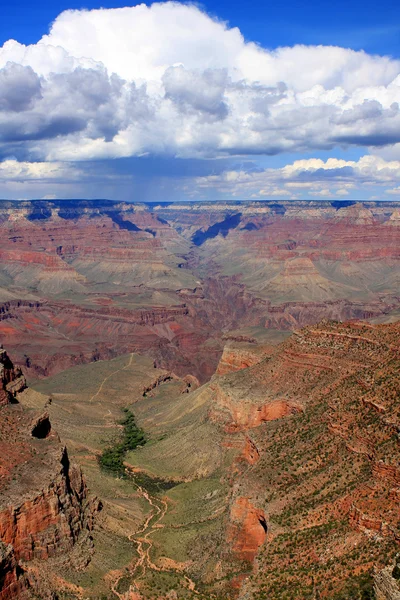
(385, 186, 400, 195)
(0, 2, 398, 165)
(192, 155, 400, 198)
(0, 159, 79, 181)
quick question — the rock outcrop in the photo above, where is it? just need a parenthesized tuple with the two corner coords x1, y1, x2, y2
(227, 497, 267, 563)
(0, 348, 25, 406)
(0, 349, 100, 599)
(375, 562, 400, 600)
(216, 342, 272, 375)
(0, 542, 30, 600)
(0, 447, 98, 563)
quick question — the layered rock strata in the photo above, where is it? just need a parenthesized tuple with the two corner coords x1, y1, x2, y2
(0, 349, 100, 599)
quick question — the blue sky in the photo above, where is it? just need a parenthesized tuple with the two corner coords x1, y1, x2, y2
(2, 0, 400, 56)
(0, 0, 399, 201)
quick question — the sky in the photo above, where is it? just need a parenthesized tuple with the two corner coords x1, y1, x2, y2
(0, 0, 399, 201)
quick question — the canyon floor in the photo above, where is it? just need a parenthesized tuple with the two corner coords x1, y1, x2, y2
(0, 199, 399, 599)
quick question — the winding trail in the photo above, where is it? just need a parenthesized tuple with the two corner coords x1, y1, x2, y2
(90, 353, 134, 403)
(111, 467, 203, 599)
(100, 357, 214, 598)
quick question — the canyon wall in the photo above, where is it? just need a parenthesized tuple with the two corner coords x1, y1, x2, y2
(0, 349, 100, 599)
(0, 199, 399, 384)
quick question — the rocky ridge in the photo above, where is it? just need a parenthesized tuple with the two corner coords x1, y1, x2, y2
(120, 319, 400, 599)
(0, 349, 100, 599)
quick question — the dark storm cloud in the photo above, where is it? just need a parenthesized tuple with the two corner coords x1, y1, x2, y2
(333, 132, 400, 146)
(0, 114, 87, 142)
(0, 64, 156, 147)
(0, 63, 42, 112)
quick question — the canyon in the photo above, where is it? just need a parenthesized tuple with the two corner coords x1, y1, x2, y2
(0, 198, 399, 599)
(0, 199, 399, 382)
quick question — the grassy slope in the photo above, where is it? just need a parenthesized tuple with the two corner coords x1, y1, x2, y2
(21, 354, 170, 598)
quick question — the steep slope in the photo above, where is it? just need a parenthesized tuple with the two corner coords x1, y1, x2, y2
(125, 320, 400, 599)
(27, 318, 400, 599)
(222, 321, 400, 599)
(0, 348, 100, 600)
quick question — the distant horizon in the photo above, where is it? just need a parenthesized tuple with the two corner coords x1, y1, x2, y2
(1, 197, 400, 206)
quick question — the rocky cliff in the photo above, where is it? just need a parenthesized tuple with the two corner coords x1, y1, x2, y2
(0, 349, 100, 599)
(0, 542, 30, 600)
(0, 348, 25, 406)
(116, 318, 400, 599)
(374, 562, 400, 600)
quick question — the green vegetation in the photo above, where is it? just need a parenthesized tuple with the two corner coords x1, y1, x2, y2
(133, 471, 178, 494)
(331, 571, 376, 600)
(99, 409, 146, 475)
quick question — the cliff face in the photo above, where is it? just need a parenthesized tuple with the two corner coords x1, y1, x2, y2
(0, 349, 100, 599)
(0, 542, 30, 600)
(1, 199, 400, 387)
(216, 341, 273, 375)
(227, 497, 267, 563)
(0, 447, 98, 563)
(0, 348, 25, 406)
(374, 565, 400, 600)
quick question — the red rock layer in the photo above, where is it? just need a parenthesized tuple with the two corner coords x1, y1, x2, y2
(0, 543, 30, 600)
(216, 343, 272, 375)
(0, 447, 98, 562)
(209, 380, 303, 431)
(0, 349, 100, 599)
(227, 497, 267, 563)
(0, 299, 220, 383)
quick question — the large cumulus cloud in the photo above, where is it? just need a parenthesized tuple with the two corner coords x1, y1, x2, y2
(0, 1, 399, 200)
(0, 63, 42, 112)
(0, 1, 399, 164)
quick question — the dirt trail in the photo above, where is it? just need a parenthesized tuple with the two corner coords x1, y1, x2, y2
(112, 468, 202, 599)
(90, 353, 134, 403)
(110, 437, 258, 599)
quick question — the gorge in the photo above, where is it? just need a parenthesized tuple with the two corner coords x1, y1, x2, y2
(0, 198, 399, 599)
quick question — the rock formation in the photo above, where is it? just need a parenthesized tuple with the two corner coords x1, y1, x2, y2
(0, 348, 100, 599)
(0, 348, 25, 406)
(228, 497, 268, 563)
(0, 542, 30, 600)
(375, 560, 400, 600)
